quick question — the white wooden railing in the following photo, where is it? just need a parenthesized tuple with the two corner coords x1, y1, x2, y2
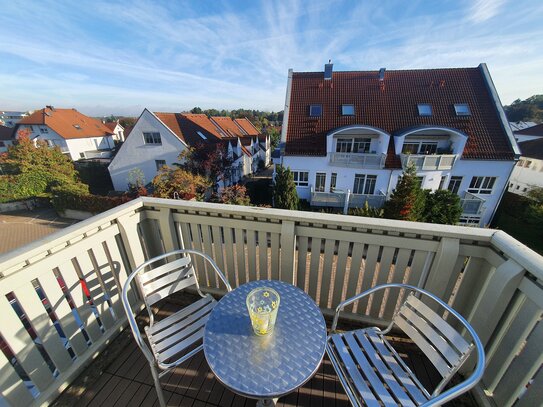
(401, 153, 457, 170)
(0, 197, 542, 407)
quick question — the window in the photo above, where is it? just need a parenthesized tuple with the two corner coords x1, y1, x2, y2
(40, 127, 49, 134)
(468, 176, 496, 194)
(439, 176, 447, 190)
(155, 160, 166, 171)
(523, 187, 528, 192)
(353, 174, 377, 195)
(336, 138, 371, 153)
(0, 141, 5, 147)
(79, 153, 85, 158)
(197, 131, 207, 140)
(46, 140, 54, 147)
(448, 176, 462, 194)
(309, 105, 322, 117)
(417, 104, 432, 116)
(143, 132, 161, 144)
(73, 124, 81, 130)
(330, 173, 337, 192)
(292, 171, 309, 186)
(315, 173, 326, 192)
(402, 141, 438, 155)
(517, 159, 525, 167)
(524, 160, 532, 168)
(341, 105, 355, 116)
(454, 104, 471, 116)
(459, 216, 481, 226)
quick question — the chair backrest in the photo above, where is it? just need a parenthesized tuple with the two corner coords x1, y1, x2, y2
(135, 254, 198, 306)
(393, 292, 473, 379)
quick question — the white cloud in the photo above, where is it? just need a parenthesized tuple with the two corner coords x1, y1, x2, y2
(468, 0, 507, 23)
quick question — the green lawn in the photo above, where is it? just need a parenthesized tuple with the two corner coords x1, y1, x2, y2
(493, 212, 543, 255)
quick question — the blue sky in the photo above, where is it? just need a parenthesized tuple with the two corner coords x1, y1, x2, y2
(0, 0, 542, 116)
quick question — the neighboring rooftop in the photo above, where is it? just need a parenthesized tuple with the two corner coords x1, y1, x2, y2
(234, 118, 260, 136)
(510, 121, 538, 132)
(285, 65, 515, 161)
(514, 123, 543, 137)
(518, 138, 543, 160)
(18, 107, 113, 139)
(104, 121, 124, 131)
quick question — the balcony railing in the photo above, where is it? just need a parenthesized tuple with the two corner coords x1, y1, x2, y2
(401, 153, 457, 170)
(329, 152, 386, 168)
(310, 188, 386, 209)
(461, 192, 485, 215)
(0, 197, 542, 407)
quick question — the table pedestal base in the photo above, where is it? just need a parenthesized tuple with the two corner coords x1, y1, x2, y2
(256, 397, 278, 406)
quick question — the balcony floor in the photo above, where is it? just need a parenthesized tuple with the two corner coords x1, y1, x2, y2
(52, 294, 477, 407)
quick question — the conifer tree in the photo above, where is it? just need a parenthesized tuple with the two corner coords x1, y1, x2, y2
(383, 164, 424, 221)
(273, 166, 299, 210)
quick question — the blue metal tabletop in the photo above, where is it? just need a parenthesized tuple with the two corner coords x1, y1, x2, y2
(203, 280, 327, 400)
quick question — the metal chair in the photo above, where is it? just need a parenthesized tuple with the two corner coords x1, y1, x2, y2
(121, 249, 232, 407)
(326, 283, 485, 407)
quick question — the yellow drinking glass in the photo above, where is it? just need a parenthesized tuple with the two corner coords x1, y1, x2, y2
(246, 287, 280, 336)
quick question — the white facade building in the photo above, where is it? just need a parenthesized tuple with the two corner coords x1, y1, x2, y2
(104, 121, 126, 142)
(278, 63, 519, 227)
(0, 111, 28, 127)
(14, 107, 115, 161)
(508, 138, 543, 196)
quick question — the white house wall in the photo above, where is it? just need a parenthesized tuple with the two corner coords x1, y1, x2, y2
(108, 109, 187, 191)
(508, 157, 543, 195)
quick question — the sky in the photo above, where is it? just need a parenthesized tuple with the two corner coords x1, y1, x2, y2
(0, 0, 542, 117)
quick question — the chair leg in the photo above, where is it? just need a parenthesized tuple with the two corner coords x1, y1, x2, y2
(149, 362, 167, 407)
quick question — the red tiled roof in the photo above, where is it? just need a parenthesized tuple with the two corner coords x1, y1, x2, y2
(154, 112, 224, 146)
(285, 67, 515, 161)
(234, 118, 260, 136)
(0, 125, 13, 140)
(211, 116, 245, 137)
(515, 123, 543, 137)
(104, 122, 122, 131)
(18, 107, 113, 139)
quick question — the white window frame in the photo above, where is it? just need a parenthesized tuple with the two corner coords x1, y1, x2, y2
(459, 215, 481, 227)
(330, 173, 337, 192)
(315, 172, 326, 192)
(402, 141, 438, 155)
(143, 132, 162, 145)
(448, 176, 463, 195)
(353, 174, 377, 195)
(292, 170, 309, 187)
(467, 176, 496, 194)
(336, 137, 371, 153)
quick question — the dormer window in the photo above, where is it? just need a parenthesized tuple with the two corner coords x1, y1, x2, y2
(341, 104, 355, 116)
(454, 104, 471, 116)
(309, 104, 322, 117)
(417, 104, 432, 116)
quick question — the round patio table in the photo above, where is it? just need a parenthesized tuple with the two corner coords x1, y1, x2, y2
(203, 280, 327, 406)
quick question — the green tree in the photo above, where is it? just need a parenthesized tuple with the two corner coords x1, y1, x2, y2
(422, 189, 462, 225)
(273, 166, 299, 210)
(348, 201, 384, 218)
(178, 143, 233, 190)
(152, 166, 210, 200)
(527, 187, 543, 204)
(383, 164, 424, 221)
(504, 95, 543, 122)
(218, 185, 251, 205)
(0, 130, 88, 202)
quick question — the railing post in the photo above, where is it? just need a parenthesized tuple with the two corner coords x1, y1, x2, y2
(158, 207, 180, 252)
(424, 237, 459, 301)
(280, 220, 296, 284)
(117, 212, 146, 270)
(343, 189, 350, 214)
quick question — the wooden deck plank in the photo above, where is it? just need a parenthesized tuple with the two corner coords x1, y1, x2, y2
(100, 376, 133, 407)
(124, 383, 153, 407)
(80, 371, 113, 407)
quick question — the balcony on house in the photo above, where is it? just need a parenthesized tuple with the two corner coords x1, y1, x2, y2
(310, 187, 386, 209)
(0, 197, 542, 407)
(461, 192, 485, 215)
(329, 152, 387, 169)
(400, 153, 457, 170)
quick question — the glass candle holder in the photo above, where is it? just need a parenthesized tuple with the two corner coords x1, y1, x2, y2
(246, 287, 280, 336)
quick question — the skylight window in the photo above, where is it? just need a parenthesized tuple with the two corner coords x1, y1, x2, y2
(342, 105, 355, 116)
(73, 124, 81, 130)
(454, 104, 471, 116)
(309, 104, 322, 117)
(417, 104, 432, 116)
(197, 131, 207, 140)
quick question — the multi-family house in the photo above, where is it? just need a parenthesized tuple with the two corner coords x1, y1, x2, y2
(14, 106, 115, 161)
(278, 63, 519, 226)
(508, 138, 543, 195)
(108, 110, 266, 192)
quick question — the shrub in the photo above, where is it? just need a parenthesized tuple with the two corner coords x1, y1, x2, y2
(218, 185, 251, 205)
(273, 166, 299, 210)
(349, 201, 384, 218)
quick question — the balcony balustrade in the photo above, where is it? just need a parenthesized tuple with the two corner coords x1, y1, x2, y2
(461, 192, 485, 215)
(310, 187, 386, 210)
(0, 197, 542, 406)
(401, 153, 457, 170)
(329, 152, 386, 168)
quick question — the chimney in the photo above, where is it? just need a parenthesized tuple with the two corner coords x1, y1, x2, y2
(378, 68, 386, 81)
(324, 60, 333, 80)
